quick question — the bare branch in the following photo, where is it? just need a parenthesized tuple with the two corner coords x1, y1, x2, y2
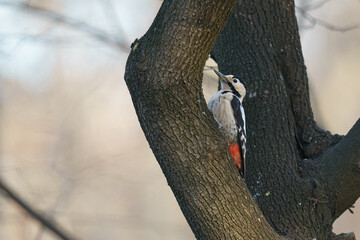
(315, 17, 360, 31)
(0, 178, 78, 240)
(0, 1, 130, 51)
(296, 6, 360, 32)
(301, 0, 331, 11)
(335, 232, 356, 240)
(315, 118, 360, 219)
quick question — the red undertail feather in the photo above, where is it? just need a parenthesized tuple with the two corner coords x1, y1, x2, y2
(228, 144, 243, 174)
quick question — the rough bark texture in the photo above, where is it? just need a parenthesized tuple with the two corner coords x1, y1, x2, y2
(212, 1, 360, 239)
(125, 1, 282, 239)
(125, 0, 360, 239)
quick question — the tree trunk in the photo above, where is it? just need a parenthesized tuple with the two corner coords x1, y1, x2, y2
(125, 0, 360, 239)
(212, 1, 360, 239)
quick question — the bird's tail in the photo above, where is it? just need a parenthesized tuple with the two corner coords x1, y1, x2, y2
(228, 144, 244, 177)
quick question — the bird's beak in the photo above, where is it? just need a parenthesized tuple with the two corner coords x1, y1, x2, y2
(213, 69, 229, 83)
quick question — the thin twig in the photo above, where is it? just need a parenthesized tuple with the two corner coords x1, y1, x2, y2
(0, 1, 129, 51)
(0, 178, 77, 240)
(296, 6, 360, 32)
(315, 17, 360, 31)
(301, 0, 331, 11)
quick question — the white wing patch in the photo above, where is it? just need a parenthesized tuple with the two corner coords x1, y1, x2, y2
(207, 91, 239, 143)
(230, 95, 246, 174)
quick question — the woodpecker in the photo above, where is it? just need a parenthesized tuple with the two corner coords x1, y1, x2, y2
(208, 69, 246, 177)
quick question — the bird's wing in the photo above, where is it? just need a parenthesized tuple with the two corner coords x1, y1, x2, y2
(207, 91, 221, 111)
(230, 96, 246, 176)
(207, 91, 223, 126)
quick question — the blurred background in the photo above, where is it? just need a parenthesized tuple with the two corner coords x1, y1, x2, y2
(0, 0, 359, 239)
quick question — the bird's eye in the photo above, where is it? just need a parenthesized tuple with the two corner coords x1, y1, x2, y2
(233, 79, 238, 83)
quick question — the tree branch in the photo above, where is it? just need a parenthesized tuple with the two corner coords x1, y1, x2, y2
(296, 6, 360, 32)
(125, 0, 358, 238)
(211, 1, 358, 239)
(0, 178, 77, 240)
(315, 118, 360, 219)
(125, 0, 284, 239)
(272, 0, 343, 158)
(0, 1, 129, 51)
(335, 232, 356, 240)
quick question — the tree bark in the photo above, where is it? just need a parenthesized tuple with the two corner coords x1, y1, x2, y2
(125, 1, 283, 239)
(315, 119, 360, 219)
(125, 0, 360, 239)
(212, 1, 360, 239)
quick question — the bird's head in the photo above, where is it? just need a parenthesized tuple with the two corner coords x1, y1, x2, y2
(214, 69, 246, 101)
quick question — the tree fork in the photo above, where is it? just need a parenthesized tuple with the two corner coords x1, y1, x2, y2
(125, 0, 284, 239)
(212, 0, 360, 239)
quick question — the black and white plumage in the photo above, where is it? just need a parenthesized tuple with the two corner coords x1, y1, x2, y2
(207, 69, 246, 177)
